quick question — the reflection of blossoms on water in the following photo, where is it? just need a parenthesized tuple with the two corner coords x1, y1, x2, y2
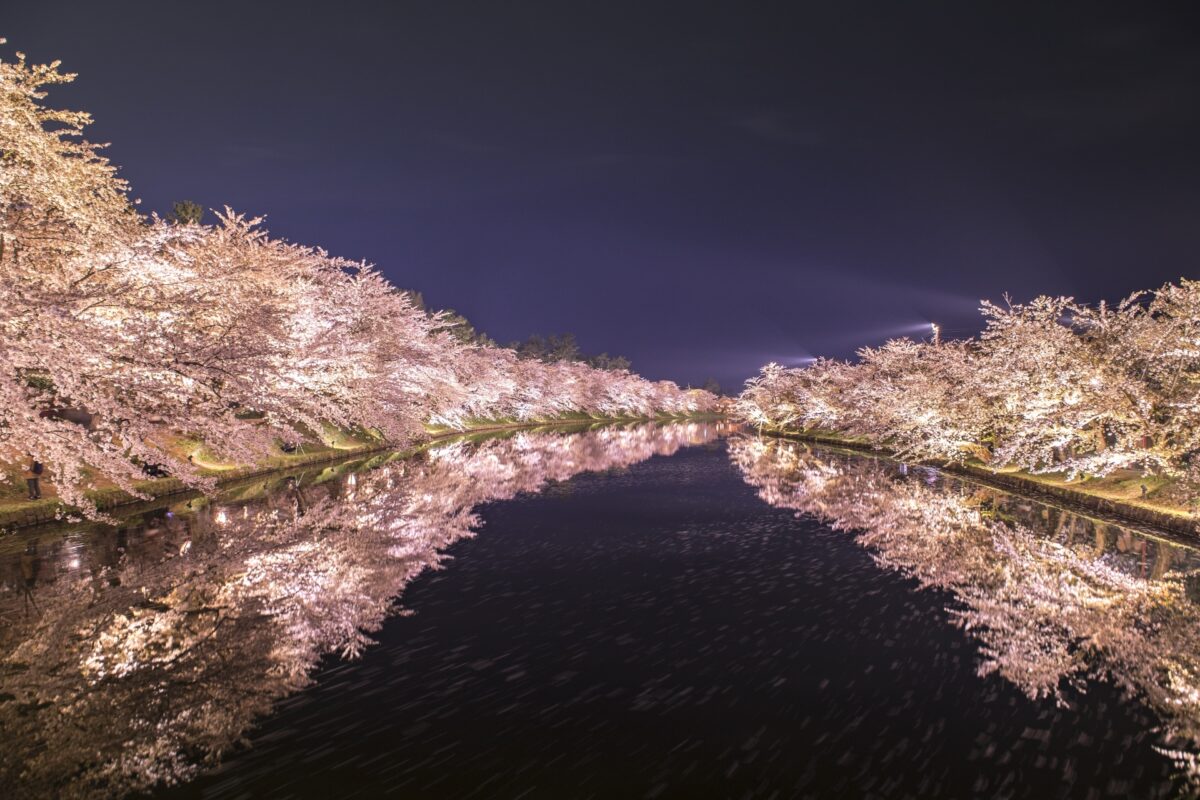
(728, 435, 1200, 782)
(0, 422, 720, 799)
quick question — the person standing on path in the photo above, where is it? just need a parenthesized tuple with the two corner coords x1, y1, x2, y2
(26, 454, 43, 500)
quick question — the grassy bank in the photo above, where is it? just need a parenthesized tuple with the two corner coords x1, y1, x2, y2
(757, 426, 1200, 542)
(0, 414, 721, 533)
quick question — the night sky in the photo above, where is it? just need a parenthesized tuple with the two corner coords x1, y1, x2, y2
(8, 2, 1200, 390)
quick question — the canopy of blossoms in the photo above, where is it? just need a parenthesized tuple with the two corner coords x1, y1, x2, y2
(0, 49, 716, 515)
(736, 291, 1200, 494)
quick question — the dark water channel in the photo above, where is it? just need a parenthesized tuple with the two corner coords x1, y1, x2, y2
(2, 423, 1199, 798)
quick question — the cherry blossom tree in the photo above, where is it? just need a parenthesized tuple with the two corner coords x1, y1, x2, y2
(735, 285, 1200, 496)
(0, 46, 716, 514)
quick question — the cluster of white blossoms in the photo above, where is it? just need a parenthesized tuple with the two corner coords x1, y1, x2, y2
(0, 50, 716, 514)
(737, 292, 1200, 490)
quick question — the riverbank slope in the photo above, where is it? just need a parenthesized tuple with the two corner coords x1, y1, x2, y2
(757, 427, 1200, 541)
(0, 414, 723, 532)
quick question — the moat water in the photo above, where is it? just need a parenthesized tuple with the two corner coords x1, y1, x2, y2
(2, 423, 1198, 798)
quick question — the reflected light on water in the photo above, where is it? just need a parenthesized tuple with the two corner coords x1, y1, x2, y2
(0, 422, 721, 798)
(729, 434, 1200, 786)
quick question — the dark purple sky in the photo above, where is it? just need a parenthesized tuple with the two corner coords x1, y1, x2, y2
(8, 2, 1200, 390)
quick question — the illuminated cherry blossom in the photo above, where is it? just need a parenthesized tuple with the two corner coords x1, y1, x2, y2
(0, 49, 716, 514)
(737, 288, 1200, 494)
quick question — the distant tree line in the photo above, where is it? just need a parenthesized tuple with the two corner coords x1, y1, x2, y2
(399, 292, 633, 372)
(508, 333, 631, 373)
(405, 299, 729, 393)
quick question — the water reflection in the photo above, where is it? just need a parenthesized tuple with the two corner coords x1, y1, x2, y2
(0, 421, 723, 799)
(729, 435, 1200, 783)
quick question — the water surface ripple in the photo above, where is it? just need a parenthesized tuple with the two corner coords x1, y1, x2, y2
(1, 424, 1196, 798)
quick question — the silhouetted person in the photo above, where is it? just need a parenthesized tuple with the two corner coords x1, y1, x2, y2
(20, 540, 40, 616)
(286, 476, 307, 517)
(1141, 484, 1149, 498)
(26, 454, 43, 500)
